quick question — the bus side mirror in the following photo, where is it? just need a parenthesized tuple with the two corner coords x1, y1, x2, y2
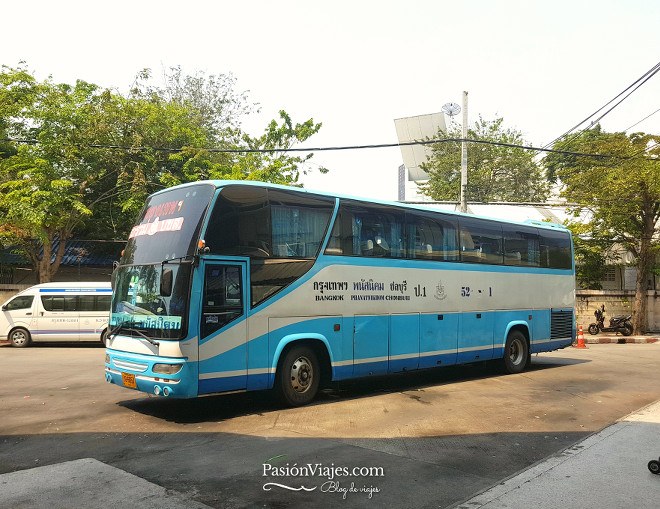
(160, 268, 173, 297)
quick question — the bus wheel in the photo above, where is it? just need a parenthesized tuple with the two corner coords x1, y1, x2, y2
(277, 345, 320, 407)
(10, 327, 31, 348)
(502, 330, 529, 374)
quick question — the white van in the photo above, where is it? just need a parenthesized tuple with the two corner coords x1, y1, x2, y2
(0, 282, 111, 347)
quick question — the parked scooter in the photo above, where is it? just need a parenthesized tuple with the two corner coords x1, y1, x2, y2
(588, 304, 633, 336)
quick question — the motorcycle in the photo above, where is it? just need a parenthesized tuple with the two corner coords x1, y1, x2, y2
(588, 304, 633, 336)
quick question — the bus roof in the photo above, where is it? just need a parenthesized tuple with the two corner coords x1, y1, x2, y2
(153, 180, 569, 233)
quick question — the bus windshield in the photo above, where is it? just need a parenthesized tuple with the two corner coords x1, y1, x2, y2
(110, 263, 192, 340)
(111, 183, 214, 340)
(121, 183, 215, 265)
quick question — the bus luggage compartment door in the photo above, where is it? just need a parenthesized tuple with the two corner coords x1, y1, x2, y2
(353, 315, 389, 377)
(389, 313, 420, 372)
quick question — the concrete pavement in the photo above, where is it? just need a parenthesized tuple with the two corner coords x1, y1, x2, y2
(3, 401, 658, 509)
(454, 400, 660, 508)
(1, 343, 659, 508)
(0, 458, 212, 509)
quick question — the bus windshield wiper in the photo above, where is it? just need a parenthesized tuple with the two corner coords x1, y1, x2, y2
(110, 323, 160, 346)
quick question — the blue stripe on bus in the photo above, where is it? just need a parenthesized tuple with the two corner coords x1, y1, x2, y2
(199, 374, 257, 394)
(195, 311, 574, 394)
(39, 288, 112, 293)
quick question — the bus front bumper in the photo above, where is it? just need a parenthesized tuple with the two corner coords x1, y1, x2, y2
(104, 350, 198, 398)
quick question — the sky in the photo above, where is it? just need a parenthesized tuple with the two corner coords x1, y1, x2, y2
(3, 0, 660, 201)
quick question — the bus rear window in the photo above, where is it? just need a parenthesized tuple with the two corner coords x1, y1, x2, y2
(539, 229, 572, 269)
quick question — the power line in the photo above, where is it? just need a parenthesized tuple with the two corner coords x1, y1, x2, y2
(543, 59, 660, 149)
(4, 136, 659, 162)
(624, 107, 660, 132)
(629, 140, 660, 158)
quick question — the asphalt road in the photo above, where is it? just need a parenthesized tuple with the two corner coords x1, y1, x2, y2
(1, 341, 659, 508)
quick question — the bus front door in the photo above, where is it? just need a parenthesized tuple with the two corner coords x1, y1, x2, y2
(198, 261, 248, 395)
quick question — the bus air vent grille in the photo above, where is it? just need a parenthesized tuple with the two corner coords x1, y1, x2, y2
(550, 310, 573, 339)
(113, 359, 149, 373)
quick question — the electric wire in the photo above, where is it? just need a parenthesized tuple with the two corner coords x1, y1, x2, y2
(629, 140, 660, 158)
(3, 136, 659, 162)
(624, 107, 660, 132)
(542, 59, 660, 149)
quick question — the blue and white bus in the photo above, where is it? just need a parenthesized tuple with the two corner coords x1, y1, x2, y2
(104, 181, 575, 406)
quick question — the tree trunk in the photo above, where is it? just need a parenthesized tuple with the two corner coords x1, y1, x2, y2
(632, 216, 654, 334)
(38, 238, 52, 283)
(35, 234, 69, 283)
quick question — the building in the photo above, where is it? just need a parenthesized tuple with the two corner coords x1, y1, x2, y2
(394, 112, 446, 201)
(0, 239, 124, 285)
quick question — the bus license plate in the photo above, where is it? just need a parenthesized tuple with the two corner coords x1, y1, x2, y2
(121, 372, 137, 389)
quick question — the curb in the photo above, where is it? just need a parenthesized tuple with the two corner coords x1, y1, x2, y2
(585, 337, 658, 344)
(453, 400, 660, 509)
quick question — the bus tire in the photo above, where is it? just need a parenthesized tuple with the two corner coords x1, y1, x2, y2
(276, 345, 320, 407)
(9, 327, 31, 348)
(502, 330, 529, 374)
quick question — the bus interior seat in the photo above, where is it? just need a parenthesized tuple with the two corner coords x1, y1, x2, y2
(361, 239, 374, 254)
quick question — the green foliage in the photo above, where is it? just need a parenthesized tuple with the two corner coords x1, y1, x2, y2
(565, 221, 610, 290)
(0, 64, 327, 281)
(237, 110, 325, 185)
(544, 126, 660, 331)
(544, 127, 660, 258)
(420, 116, 548, 203)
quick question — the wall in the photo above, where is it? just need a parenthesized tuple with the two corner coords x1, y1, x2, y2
(0, 284, 31, 305)
(0, 268, 112, 304)
(576, 289, 660, 332)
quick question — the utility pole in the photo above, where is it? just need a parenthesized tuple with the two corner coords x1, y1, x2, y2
(460, 90, 468, 213)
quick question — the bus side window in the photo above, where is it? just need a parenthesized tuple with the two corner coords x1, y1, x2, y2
(503, 224, 540, 267)
(459, 217, 503, 264)
(407, 213, 459, 261)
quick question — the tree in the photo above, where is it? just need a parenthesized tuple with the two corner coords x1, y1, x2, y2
(544, 126, 660, 333)
(420, 116, 548, 203)
(0, 64, 327, 281)
(135, 66, 255, 139)
(0, 67, 116, 282)
(566, 221, 610, 290)
(232, 110, 327, 185)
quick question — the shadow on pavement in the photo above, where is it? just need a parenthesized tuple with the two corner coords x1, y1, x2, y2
(117, 355, 590, 424)
(0, 429, 590, 509)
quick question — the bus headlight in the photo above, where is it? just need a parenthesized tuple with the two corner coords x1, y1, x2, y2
(105, 354, 110, 364)
(153, 363, 183, 375)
